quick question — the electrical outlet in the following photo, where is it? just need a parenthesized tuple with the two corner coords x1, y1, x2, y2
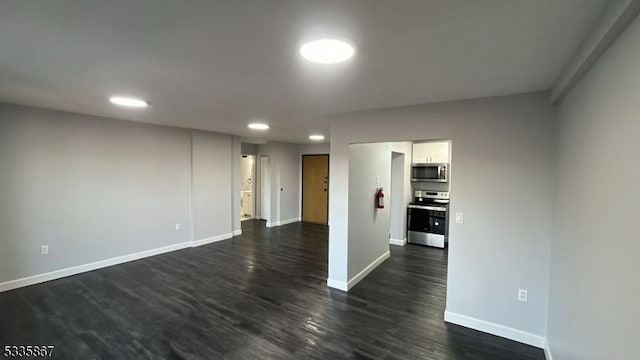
(41, 245, 49, 255)
(518, 289, 528, 302)
(455, 212, 464, 224)
(175, 224, 181, 231)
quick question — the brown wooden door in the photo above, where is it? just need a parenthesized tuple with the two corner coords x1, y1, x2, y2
(302, 155, 329, 224)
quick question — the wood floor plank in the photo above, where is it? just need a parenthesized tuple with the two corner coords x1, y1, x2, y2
(0, 220, 545, 360)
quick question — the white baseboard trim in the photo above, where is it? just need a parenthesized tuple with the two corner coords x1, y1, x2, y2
(0, 232, 235, 293)
(327, 250, 391, 292)
(326, 278, 348, 291)
(281, 216, 301, 226)
(444, 311, 545, 348)
(544, 339, 554, 360)
(232, 229, 242, 236)
(266, 217, 301, 228)
(192, 232, 234, 247)
(389, 238, 407, 246)
(0, 241, 190, 293)
(347, 251, 390, 290)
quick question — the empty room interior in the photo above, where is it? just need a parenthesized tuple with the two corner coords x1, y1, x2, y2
(1, 1, 639, 359)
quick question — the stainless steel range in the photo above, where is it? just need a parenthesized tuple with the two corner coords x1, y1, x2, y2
(407, 190, 449, 248)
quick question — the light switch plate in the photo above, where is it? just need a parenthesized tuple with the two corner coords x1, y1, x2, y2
(175, 224, 181, 231)
(518, 289, 528, 302)
(455, 212, 464, 224)
(41, 245, 49, 255)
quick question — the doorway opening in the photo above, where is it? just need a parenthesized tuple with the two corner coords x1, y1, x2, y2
(240, 155, 256, 221)
(345, 140, 451, 280)
(389, 152, 406, 246)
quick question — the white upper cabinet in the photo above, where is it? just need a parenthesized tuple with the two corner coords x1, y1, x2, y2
(412, 141, 450, 164)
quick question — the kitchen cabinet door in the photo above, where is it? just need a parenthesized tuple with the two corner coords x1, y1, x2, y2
(412, 141, 449, 163)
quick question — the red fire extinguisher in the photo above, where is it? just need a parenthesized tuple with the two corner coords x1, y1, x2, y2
(375, 187, 385, 209)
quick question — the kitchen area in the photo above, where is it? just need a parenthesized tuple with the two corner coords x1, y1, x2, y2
(406, 140, 451, 248)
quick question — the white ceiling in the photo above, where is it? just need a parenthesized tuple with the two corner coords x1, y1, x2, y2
(0, 0, 606, 143)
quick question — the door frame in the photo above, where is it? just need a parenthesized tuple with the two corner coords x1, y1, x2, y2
(389, 151, 406, 245)
(259, 155, 270, 223)
(301, 154, 330, 224)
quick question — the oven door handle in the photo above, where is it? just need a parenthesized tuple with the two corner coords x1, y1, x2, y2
(408, 204, 447, 211)
(432, 199, 449, 204)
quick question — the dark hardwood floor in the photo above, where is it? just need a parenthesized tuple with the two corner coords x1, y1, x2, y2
(0, 220, 545, 359)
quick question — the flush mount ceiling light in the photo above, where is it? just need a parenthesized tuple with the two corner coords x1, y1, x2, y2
(309, 134, 325, 141)
(109, 96, 149, 108)
(248, 123, 269, 130)
(300, 38, 355, 64)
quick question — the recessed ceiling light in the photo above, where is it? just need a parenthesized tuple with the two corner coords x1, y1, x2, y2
(309, 134, 325, 141)
(248, 123, 269, 130)
(109, 96, 149, 108)
(300, 39, 355, 64)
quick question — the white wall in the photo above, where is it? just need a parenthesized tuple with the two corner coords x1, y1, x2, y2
(0, 104, 236, 286)
(328, 92, 554, 340)
(347, 143, 392, 279)
(191, 131, 233, 241)
(547, 13, 640, 360)
(300, 143, 330, 155)
(241, 143, 257, 155)
(257, 141, 301, 225)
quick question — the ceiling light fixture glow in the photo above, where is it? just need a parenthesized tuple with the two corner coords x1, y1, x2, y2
(109, 96, 149, 108)
(309, 134, 325, 141)
(248, 123, 269, 130)
(300, 39, 355, 64)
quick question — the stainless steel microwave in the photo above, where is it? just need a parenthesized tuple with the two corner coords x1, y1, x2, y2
(411, 163, 448, 182)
